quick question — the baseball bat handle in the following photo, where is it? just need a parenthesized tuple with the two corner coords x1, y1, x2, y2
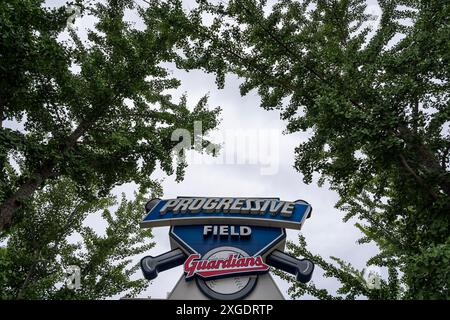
(266, 250, 314, 283)
(141, 248, 187, 280)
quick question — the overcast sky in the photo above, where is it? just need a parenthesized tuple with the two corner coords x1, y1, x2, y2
(38, 0, 384, 300)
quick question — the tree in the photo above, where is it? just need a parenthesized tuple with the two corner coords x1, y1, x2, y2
(273, 234, 403, 300)
(0, 177, 155, 299)
(174, 0, 450, 298)
(0, 0, 220, 231)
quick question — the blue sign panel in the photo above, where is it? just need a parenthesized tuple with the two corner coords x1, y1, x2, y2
(141, 197, 311, 230)
(170, 225, 285, 256)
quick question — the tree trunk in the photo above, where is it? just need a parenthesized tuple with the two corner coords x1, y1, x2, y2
(0, 161, 55, 230)
(398, 125, 450, 198)
(16, 252, 38, 300)
(0, 120, 90, 231)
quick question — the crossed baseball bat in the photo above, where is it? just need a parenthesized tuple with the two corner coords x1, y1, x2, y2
(140, 248, 314, 283)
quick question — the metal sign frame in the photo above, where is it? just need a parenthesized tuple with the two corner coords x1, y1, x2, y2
(141, 197, 311, 230)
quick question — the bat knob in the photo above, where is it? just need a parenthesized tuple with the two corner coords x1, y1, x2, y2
(141, 256, 159, 280)
(295, 259, 314, 283)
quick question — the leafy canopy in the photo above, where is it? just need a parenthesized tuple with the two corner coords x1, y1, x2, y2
(0, 0, 220, 231)
(174, 0, 449, 299)
(0, 178, 155, 299)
